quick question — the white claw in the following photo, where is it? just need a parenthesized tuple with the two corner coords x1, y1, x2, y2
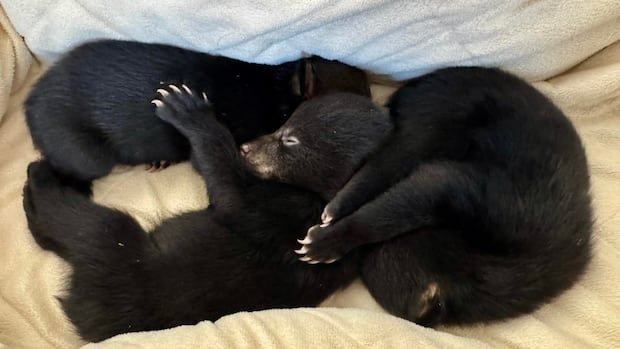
(297, 236, 312, 245)
(202, 92, 209, 101)
(298, 256, 312, 262)
(169, 85, 182, 93)
(157, 89, 169, 97)
(294, 246, 309, 254)
(324, 258, 338, 264)
(307, 260, 320, 265)
(151, 100, 164, 108)
(320, 222, 330, 228)
(181, 84, 192, 94)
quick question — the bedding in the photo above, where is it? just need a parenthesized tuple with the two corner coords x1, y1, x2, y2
(2, 0, 620, 81)
(0, 2, 619, 348)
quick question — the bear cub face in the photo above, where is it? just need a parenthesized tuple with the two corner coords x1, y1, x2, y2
(241, 93, 392, 198)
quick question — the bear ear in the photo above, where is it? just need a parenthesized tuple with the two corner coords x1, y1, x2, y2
(302, 58, 317, 98)
(290, 58, 317, 99)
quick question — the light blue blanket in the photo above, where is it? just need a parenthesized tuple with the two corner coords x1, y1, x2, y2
(2, 1, 619, 79)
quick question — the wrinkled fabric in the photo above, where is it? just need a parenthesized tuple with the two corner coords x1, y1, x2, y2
(0, 2, 619, 348)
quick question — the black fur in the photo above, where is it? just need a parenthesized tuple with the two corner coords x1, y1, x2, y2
(24, 39, 370, 193)
(23, 90, 391, 342)
(298, 67, 593, 326)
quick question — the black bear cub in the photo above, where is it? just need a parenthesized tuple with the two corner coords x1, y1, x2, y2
(23, 90, 391, 342)
(24, 40, 370, 194)
(294, 67, 593, 327)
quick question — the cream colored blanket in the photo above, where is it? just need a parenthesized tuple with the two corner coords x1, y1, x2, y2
(1, 4, 619, 349)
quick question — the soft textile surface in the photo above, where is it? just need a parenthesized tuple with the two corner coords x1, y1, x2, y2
(1, 2, 619, 349)
(2, 0, 620, 81)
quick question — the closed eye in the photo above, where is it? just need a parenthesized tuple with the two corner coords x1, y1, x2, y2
(282, 136, 300, 146)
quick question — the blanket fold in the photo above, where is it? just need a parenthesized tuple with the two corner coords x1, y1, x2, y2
(0, 5, 32, 122)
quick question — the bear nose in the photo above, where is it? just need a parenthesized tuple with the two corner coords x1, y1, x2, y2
(240, 143, 251, 157)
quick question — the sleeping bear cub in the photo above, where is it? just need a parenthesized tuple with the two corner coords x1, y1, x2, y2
(23, 89, 391, 342)
(295, 67, 593, 327)
(24, 40, 370, 194)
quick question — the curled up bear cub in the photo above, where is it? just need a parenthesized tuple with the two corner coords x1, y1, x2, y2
(24, 39, 370, 194)
(292, 67, 593, 327)
(23, 90, 391, 342)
